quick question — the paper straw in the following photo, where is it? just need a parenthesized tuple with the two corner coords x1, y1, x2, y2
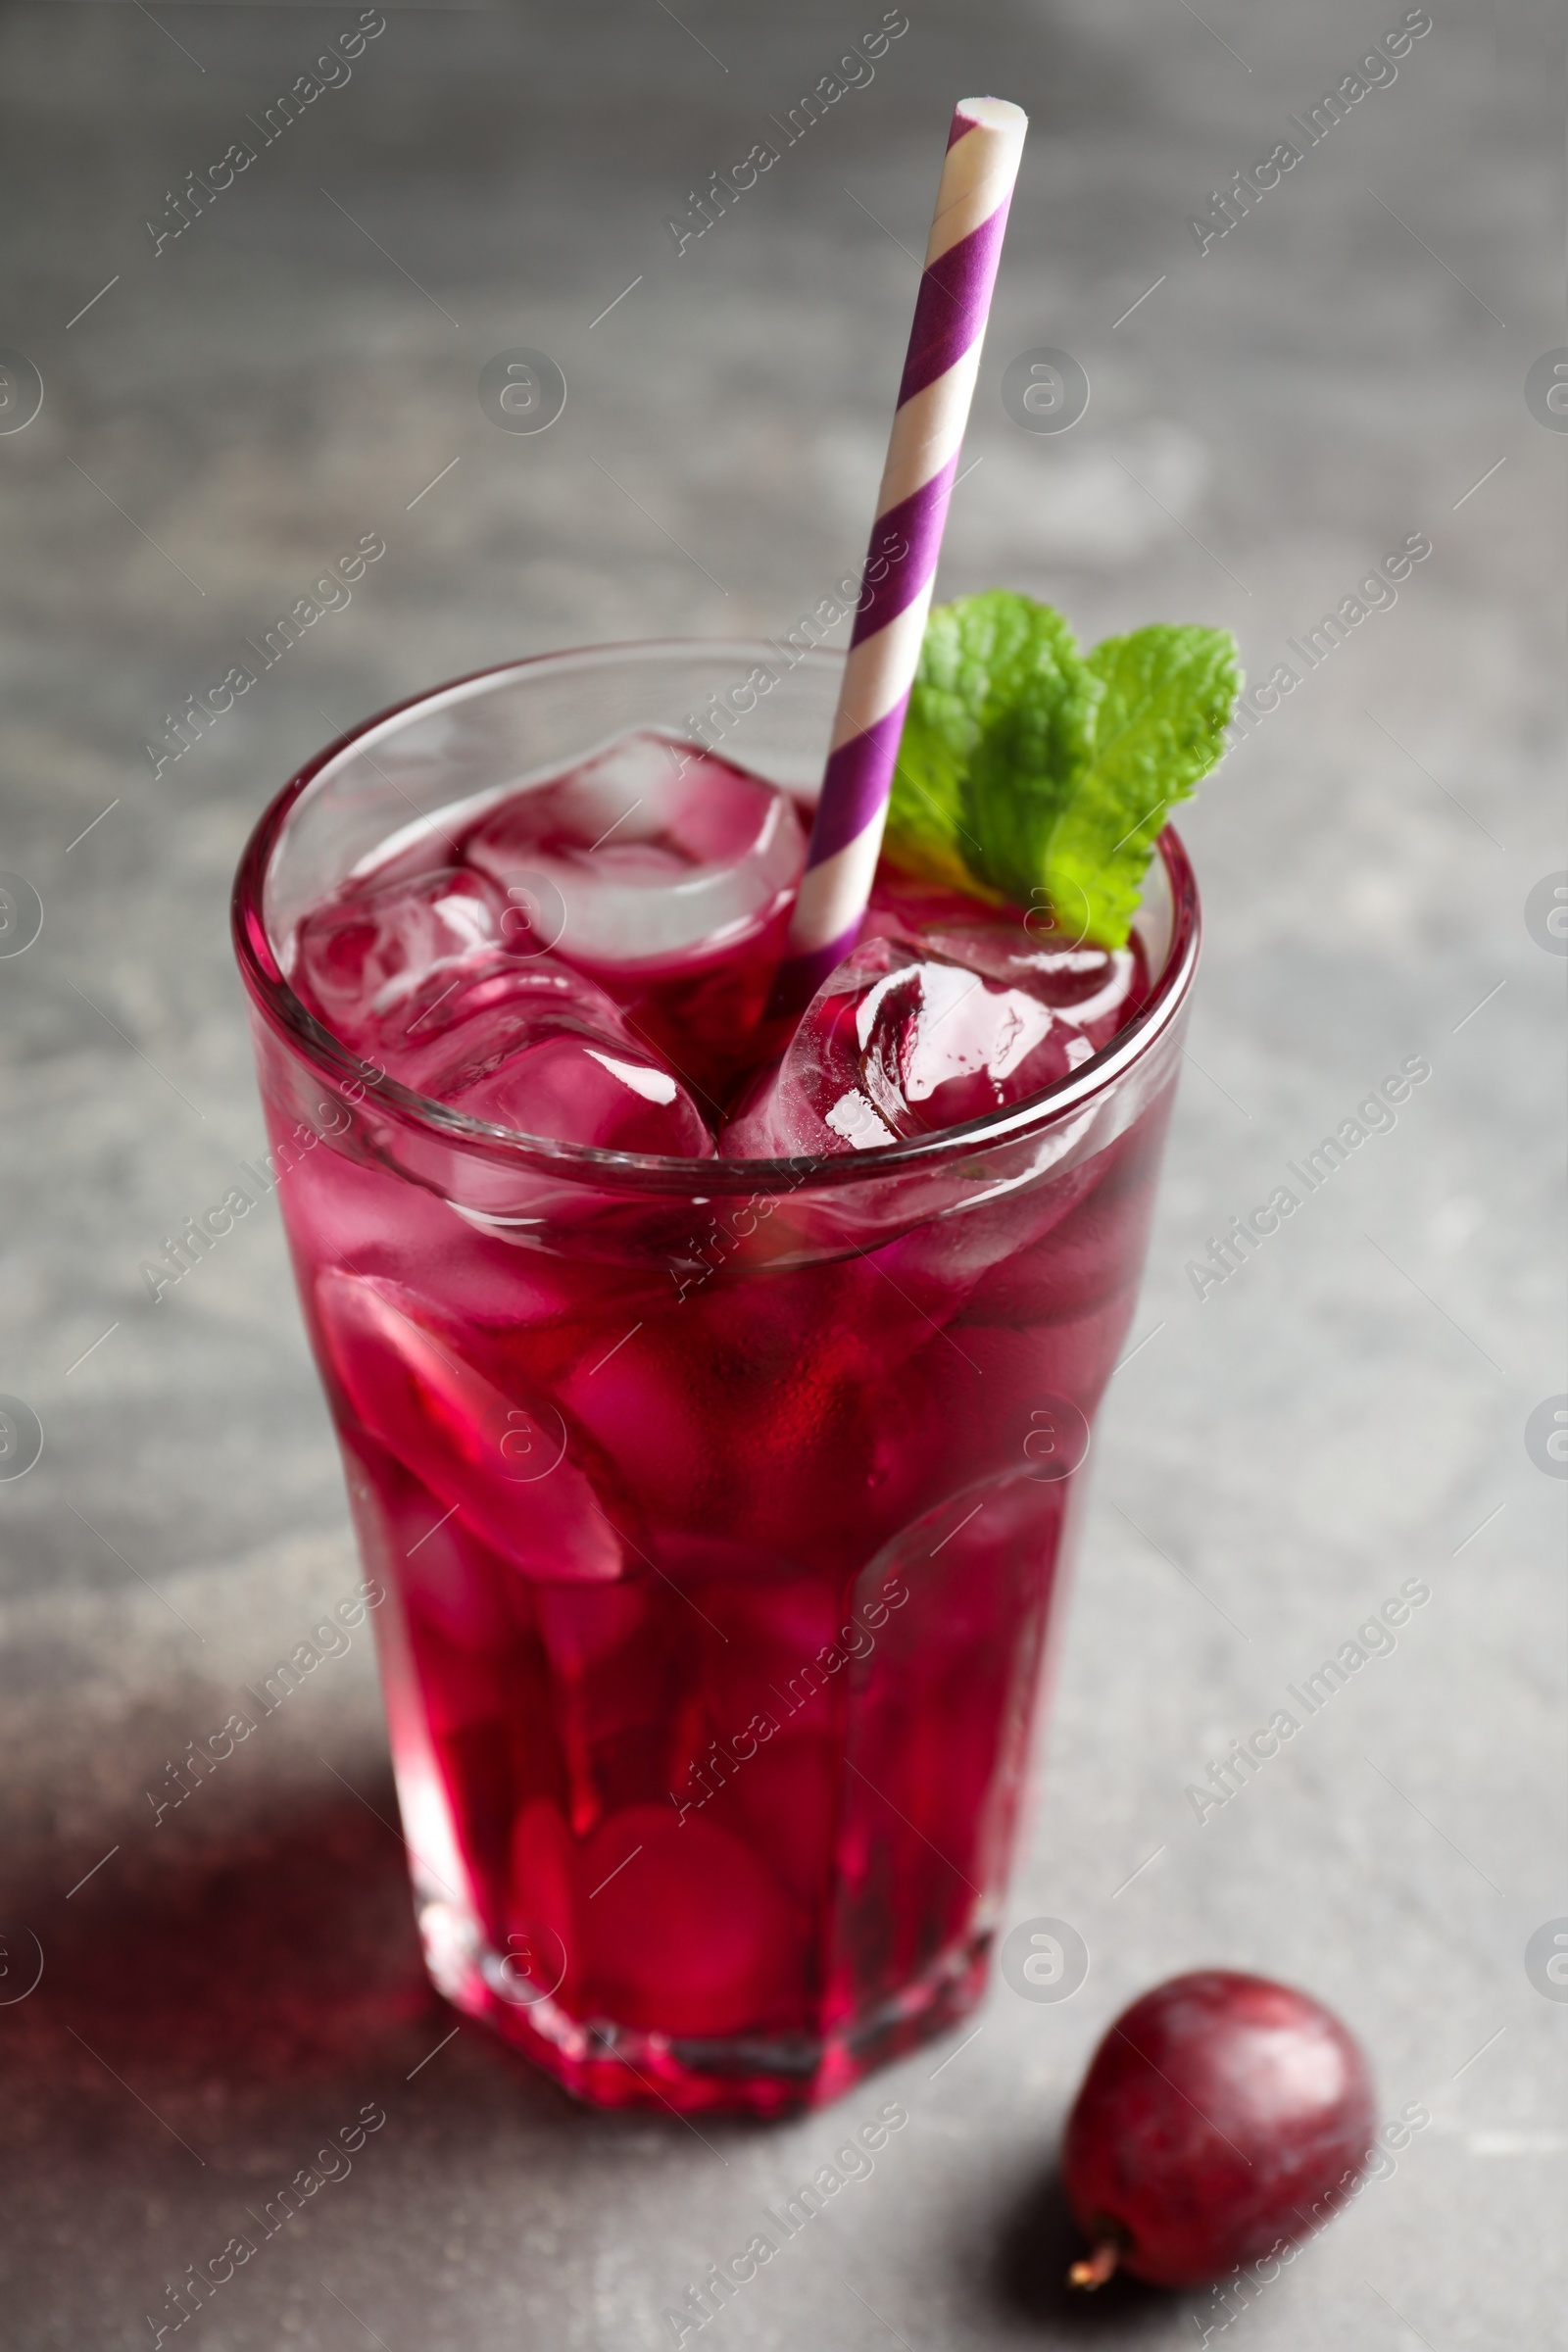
(769, 95, 1028, 1016)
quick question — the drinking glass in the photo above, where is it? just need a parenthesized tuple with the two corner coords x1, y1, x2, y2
(232, 642, 1199, 2115)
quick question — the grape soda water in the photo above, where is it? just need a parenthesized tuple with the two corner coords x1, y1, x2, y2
(234, 646, 1198, 2114)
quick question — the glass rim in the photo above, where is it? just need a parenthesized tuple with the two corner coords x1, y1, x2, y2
(231, 639, 1201, 1199)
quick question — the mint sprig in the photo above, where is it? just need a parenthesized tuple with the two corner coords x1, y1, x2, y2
(885, 591, 1241, 949)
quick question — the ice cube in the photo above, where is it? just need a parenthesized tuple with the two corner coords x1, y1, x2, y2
(396, 963, 714, 1156)
(576, 1803, 799, 2034)
(463, 730, 806, 970)
(298, 918, 711, 1159)
(723, 907, 1145, 1159)
(393, 1492, 522, 1655)
(315, 1269, 629, 1582)
(293, 851, 714, 1153)
(293, 865, 510, 1052)
(559, 1312, 890, 1579)
(864, 869, 1149, 1029)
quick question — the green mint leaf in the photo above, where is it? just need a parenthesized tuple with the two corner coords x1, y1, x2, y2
(1042, 622, 1241, 948)
(886, 594, 1241, 950)
(886, 589, 1102, 908)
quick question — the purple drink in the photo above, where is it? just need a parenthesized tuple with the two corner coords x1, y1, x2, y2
(234, 643, 1198, 2115)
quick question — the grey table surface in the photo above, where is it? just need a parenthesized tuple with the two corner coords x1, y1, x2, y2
(0, 2, 1563, 2346)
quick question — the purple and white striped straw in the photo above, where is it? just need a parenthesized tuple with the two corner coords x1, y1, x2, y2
(770, 95, 1028, 1015)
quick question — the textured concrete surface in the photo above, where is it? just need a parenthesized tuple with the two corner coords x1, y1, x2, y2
(0, 3, 1563, 2346)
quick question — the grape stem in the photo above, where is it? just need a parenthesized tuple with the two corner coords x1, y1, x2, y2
(1067, 2240, 1119, 2290)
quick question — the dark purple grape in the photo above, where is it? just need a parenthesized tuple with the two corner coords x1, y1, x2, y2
(1062, 1969, 1376, 2289)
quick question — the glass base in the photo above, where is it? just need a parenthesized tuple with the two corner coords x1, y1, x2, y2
(416, 1893, 991, 2117)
